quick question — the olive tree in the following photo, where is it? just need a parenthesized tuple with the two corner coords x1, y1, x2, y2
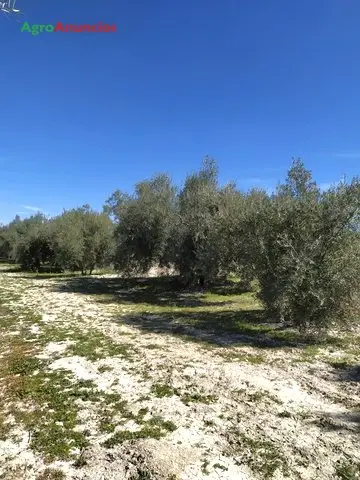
(53, 206, 114, 274)
(248, 159, 360, 332)
(174, 157, 224, 286)
(107, 174, 177, 275)
(1, 214, 55, 271)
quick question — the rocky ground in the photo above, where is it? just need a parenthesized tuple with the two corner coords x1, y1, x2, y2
(0, 266, 359, 480)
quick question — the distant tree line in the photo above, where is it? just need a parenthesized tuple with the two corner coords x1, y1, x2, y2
(1, 158, 359, 332)
(0, 205, 114, 275)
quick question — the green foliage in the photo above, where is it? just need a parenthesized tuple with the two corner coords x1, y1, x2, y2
(107, 157, 359, 331)
(36, 469, 66, 480)
(52, 205, 114, 274)
(0, 214, 56, 271)
(2, 157, 359, 332)
(0, 206, 114, 274)
(174, 157, 222, 285)
(107, 157, 244, 286)
(102, 414, 177, 448)
(107, 174, 177, 275)
(335, 458, 360, 479)
(226, 430, 290, 479)
(247, 159, 360, 331)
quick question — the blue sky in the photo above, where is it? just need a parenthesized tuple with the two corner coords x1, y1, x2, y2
(0, 0, 359, 223)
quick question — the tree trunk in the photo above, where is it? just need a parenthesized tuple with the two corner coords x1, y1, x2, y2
(35, 258, 41, 273)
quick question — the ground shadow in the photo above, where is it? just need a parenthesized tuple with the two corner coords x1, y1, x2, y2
(116, 309, 325, 349)
(0, 266, 22, 273)
(207, 280, 253, 296)
(17, 273, 344, 350)
(17, 273, 82, 280)
(311, 410, 360, 433)
(41, 275, 236, 308)
(331, 364, 360, 383)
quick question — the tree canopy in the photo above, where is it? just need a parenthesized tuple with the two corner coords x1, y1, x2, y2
(1, 158, 359, 333)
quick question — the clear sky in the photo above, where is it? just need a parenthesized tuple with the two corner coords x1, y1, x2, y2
(0, 0, 359, 223)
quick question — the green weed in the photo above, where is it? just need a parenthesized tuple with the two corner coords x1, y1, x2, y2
(335, 458, 360, 479)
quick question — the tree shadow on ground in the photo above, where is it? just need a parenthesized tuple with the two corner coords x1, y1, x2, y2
(115, 309, 334, 349)
(206, 280, 253, 296)
(311, 410, 360, 434)
(21, 274, 346, 350)
(17, 273, 82, 279)
(44, 275, 237, 308)
(0, 266, 22, 273)
(331, 364, 360, 383)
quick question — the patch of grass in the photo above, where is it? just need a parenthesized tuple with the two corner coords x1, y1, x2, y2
(102, 392, 124, 404)
(37, 325, 74, 345)
(201, 459, 210, 475)
(137, 395, 151, 402)
(37, 322, 136, 363)
(3, 368, 97, 460)
(247, 390, 282, 405)
(247, 391, 269, 403)
(335, 458, 360, 479)
(234, 388, 282, 405)
(143, 344, 163, 350)
(8, 357, 45, 375)
(98, 399, 176, 436)
(220, 351, 265, 364)
(227, 431, 289, 479)
(98, 408, 117, 433)
(213, 463, 228, 471)
(36, 469, 66, 480)
(152, 378, 220, 407)
(97, 394, 146, 433)
(97, 365, 114, 373)
(0, 278, 171, 462)
(329, 359, 353, 370)
(137, 407, 149, 418)
(101, 400, 177, 448)
(10, 368, 146, 461)
(98, 398, 124, 433)
(181, 393, 217, 405)
(98, 393, 178, 443)
(102, 396, 136, 427)
(300, 345, 321, 361)
(24, 271, 81, 279)
(151, 383, 179, 398)
(203, 291, 254, 305)
(65, 328, 135, 362)
(103, 423, 170, 448)
(0, 301, 134, 461)
(0, 413, 12, 441)
(31, 422, 89, 462)
(147, 415, 177, 432)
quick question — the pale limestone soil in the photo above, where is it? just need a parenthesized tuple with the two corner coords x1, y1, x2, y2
(0, 269, 359, 480)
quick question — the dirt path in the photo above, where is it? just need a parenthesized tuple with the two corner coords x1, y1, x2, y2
(0, 269, 359, 479)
